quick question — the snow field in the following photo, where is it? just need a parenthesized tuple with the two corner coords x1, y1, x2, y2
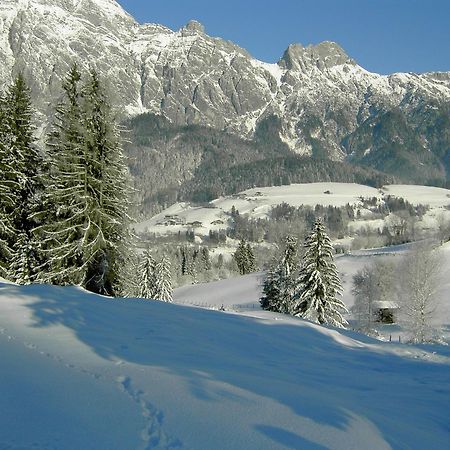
(1, 256, 450, 449)
(133, 183, 450, 241)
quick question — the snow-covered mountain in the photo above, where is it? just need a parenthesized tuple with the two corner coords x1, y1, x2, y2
(1, 0, 450, 181)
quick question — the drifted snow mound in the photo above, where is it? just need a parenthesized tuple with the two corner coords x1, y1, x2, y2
(0, 281, 449, 449)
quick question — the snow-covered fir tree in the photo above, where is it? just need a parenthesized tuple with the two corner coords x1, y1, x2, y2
(0, 74, 44, 283)
(187, 250, 198, 284)
(118, 250, 141, 298)
(246, 243, 257, 273)
(81, 69, 133, 295)
(35, 66, 132, 296)
(33, 64, 87, 286)
(294, 219, 348, 327)
(0, 94, 18, 277)
(153, 255, 173, 302)
(8, 232, 37, 285)
(234, 239, 256, 275)
(260, 235, 298, 313)
(234, 240, 247, 275)
(201, 247, 212, 271)
(138, 250, 156, 299)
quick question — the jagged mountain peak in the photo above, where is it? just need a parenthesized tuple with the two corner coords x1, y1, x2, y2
(279, 41, 354, 71)
(181, 19, 205, 34)
(1, 0, 134, 20)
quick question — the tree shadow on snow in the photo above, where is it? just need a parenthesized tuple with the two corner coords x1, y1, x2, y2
(254, 425, 329, 450)
(3, 282, 449, 449)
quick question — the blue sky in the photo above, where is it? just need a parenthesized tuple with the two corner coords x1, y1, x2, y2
(117, 0, 449, 75)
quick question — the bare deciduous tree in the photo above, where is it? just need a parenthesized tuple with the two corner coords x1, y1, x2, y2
(351, 259, 397, 335)
(399, 243, 442, 343)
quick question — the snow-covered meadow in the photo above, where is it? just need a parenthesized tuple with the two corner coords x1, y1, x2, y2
(133, 183, 450, 240)
(1, 241, 450, 449)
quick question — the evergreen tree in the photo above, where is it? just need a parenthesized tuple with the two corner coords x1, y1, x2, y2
(120, 250, 141, 298)
(1, 74, 44, 283)
(34, 64, 87, 285)
(246, 243, 257, 272)
(0, 94, 18, 277)
(180, 246, 188, 275)
(294, 219, 348, 327)
(35, 66, 132, 295)
(138, 250, 156, 299)
(153, 255, 173, 302)
(187, 254, 198, 284)
(201, 247, 212, 271)
(260, 235, 298, 313)
(234, 239, 256, 275)
(82, 69, 132, 295)
(234, 239, 247, 274)
(9, 232, 37, 285)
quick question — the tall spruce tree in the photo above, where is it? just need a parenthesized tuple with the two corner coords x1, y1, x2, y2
(153, 255, 173, 302)
(1, 74, 43, 283)
(234, 239, 247, 274)
(260, 235, 298, 313)
(294, 219, 348, 327)
(34, 64, 89, 286)
(138, 250, 156, 299)
(201, 247, 212, 271)
(246, 243, 257, 272)
(80, 69, 132, 295)
(0, 94, 18, 277)
(36, 66, 131, 295)
(234, 239, 256, 275)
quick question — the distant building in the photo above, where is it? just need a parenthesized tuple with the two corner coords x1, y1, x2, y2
(187, 221, 203, 228)
(157, 215, 185, 226)
(373, 301, 400, 324)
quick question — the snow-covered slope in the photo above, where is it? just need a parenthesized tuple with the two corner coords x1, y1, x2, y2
(174, 242, 450, 342)
(133, 182, 450, 237)
(1, 280, 450, 449)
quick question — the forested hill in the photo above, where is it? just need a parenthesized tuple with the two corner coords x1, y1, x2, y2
(125, 114, 395, 215)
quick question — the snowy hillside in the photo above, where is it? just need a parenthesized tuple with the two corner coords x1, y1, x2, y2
(1, 276, 450, 449)
(174, 241, 450, 343)
(133, 182, 450, 239)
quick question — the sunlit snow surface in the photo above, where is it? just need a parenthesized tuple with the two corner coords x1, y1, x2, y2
(1, 272, 450, 449)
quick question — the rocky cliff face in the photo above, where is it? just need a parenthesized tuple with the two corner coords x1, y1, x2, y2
(1, 0, 450, 182)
